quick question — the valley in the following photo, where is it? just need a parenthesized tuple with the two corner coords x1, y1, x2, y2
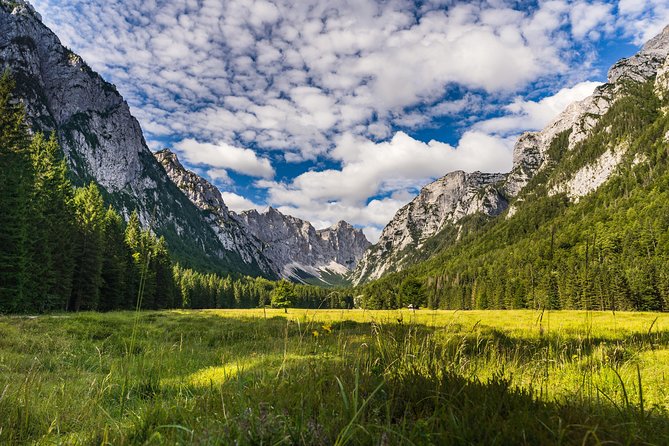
(3, 0, 669, 444)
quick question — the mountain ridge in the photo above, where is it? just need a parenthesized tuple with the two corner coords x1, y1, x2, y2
(352, 24, 669, 285)
(155, 149, 370, 285)
(0, 0, 270, 275)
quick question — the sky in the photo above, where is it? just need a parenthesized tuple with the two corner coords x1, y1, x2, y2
(31, 0, 669, 242)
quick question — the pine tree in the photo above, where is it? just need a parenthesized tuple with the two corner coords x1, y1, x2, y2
(0, 71, 33, 312)
(69, 183, 106, 311)
(28, 133, 76, 311)
(151, 236, 175, 309)
(271, 280, 294, 313)
(99, 207, 128, 311)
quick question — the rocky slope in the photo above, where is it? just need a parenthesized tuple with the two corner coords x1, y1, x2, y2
(154, 150, 276, 277)
(155, 150, 370, 285)
(238, 208, 370, 284)
(354, 171, 506, 283)
(0, 0, 270, 274)
(353, 24, 669, 285)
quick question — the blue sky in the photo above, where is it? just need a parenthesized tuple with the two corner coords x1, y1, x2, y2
(31, 0, 669, 241)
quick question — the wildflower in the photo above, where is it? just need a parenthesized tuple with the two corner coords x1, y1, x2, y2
(322, 324, 332, 333)
(312, 330, 320, 338)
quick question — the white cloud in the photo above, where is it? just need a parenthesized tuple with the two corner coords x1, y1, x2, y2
(614, 0, 669, 44)
(28, 0, 669, 241)
(207, 168, 232, 185)
(257, 75, 599, 236)
(570, 2, 613, 39)
(256, 129, 514, 236)
(475, 81, 602, 134)
(221, 192, 264, 213)
(175, 139, 275, 179)
(31, 0, 604, 161)
(362, 226, 383, 243)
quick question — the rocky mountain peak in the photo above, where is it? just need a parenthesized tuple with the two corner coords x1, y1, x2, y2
(236, 205, 370, 283)
(155, 149, 229, 215)
(608, 25, 669, 84)
(154, 151, 370, 284)
(353, 170, 507, 284)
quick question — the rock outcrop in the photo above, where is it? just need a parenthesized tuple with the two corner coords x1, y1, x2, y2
(237, 208, 370, 282)
(154, 150, 276, 276)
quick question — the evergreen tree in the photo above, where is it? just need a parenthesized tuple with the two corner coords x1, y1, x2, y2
(28, 133, 76, 311)
(69, 183, 106, 311)
(270, 280, 294, 313)
(399, 277, 426, 308)
(0, 71, 32, 312)
(99, 207, 128, 311)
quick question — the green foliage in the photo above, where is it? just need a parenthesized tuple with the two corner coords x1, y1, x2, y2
(270, 279, 294, 311)
(0, 70, 31, 312)
(399, 277, 425, 307)
(359, 80, 669, 312)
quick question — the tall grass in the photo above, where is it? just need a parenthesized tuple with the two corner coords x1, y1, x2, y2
(0, 309, 668, 444)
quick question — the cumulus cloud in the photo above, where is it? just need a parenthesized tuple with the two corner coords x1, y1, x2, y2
(29, 0, 667, 240)
(32, 0, 608, 161)
(475, 81, 602, 135)
(570, 2, 613, 39)
(256, 129, 515, 232)
(207, 168, 232, 185)
(615, 0, 669, 44)
(220, 192, 264, 213)
(174, 139, 275, 179)
(257, 76, 601, 235)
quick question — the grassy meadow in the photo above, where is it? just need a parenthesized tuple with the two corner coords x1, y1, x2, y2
(1, 309, 669, 445)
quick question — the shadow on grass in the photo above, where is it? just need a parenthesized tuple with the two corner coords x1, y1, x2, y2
(3, 312, 669, 445)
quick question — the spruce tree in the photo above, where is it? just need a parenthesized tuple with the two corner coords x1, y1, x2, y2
(29, 133, 76, 311)
(0, 71, 33, 312)
(99, 207, 128, 311)
(69, 183, 106, 311)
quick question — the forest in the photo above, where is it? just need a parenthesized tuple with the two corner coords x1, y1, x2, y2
(0, 72, 342, 314)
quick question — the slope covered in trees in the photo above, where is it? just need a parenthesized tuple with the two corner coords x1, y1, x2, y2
(359, 80, 669, 311)
(0, 72, 343, 313)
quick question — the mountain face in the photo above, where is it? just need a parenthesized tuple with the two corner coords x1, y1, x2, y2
(0, 0, 273, 275)
(154, 150, 276, 277)
(155, 150, 370, 285)
(238, 208, 370, 284)
(354, 171, 507, 283)
(353, 24, 669, 285)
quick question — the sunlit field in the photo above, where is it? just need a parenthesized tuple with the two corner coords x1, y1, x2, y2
(1, 309, 669, 445)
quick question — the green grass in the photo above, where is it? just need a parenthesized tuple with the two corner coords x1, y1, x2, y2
(1, 309, 669, 444)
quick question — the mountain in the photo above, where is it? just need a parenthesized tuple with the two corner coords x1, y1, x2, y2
(354, 24, 669, 287)
(354, 171, 507, 283)
(155, 149, 370, 285)
(154, 150, 276, 277)
(0, 0, 272, 275)
(237, 208, 370, 285)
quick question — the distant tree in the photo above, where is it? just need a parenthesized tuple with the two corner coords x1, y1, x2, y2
(400, 277, 425, 308)
(271, 280, 294, 313)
